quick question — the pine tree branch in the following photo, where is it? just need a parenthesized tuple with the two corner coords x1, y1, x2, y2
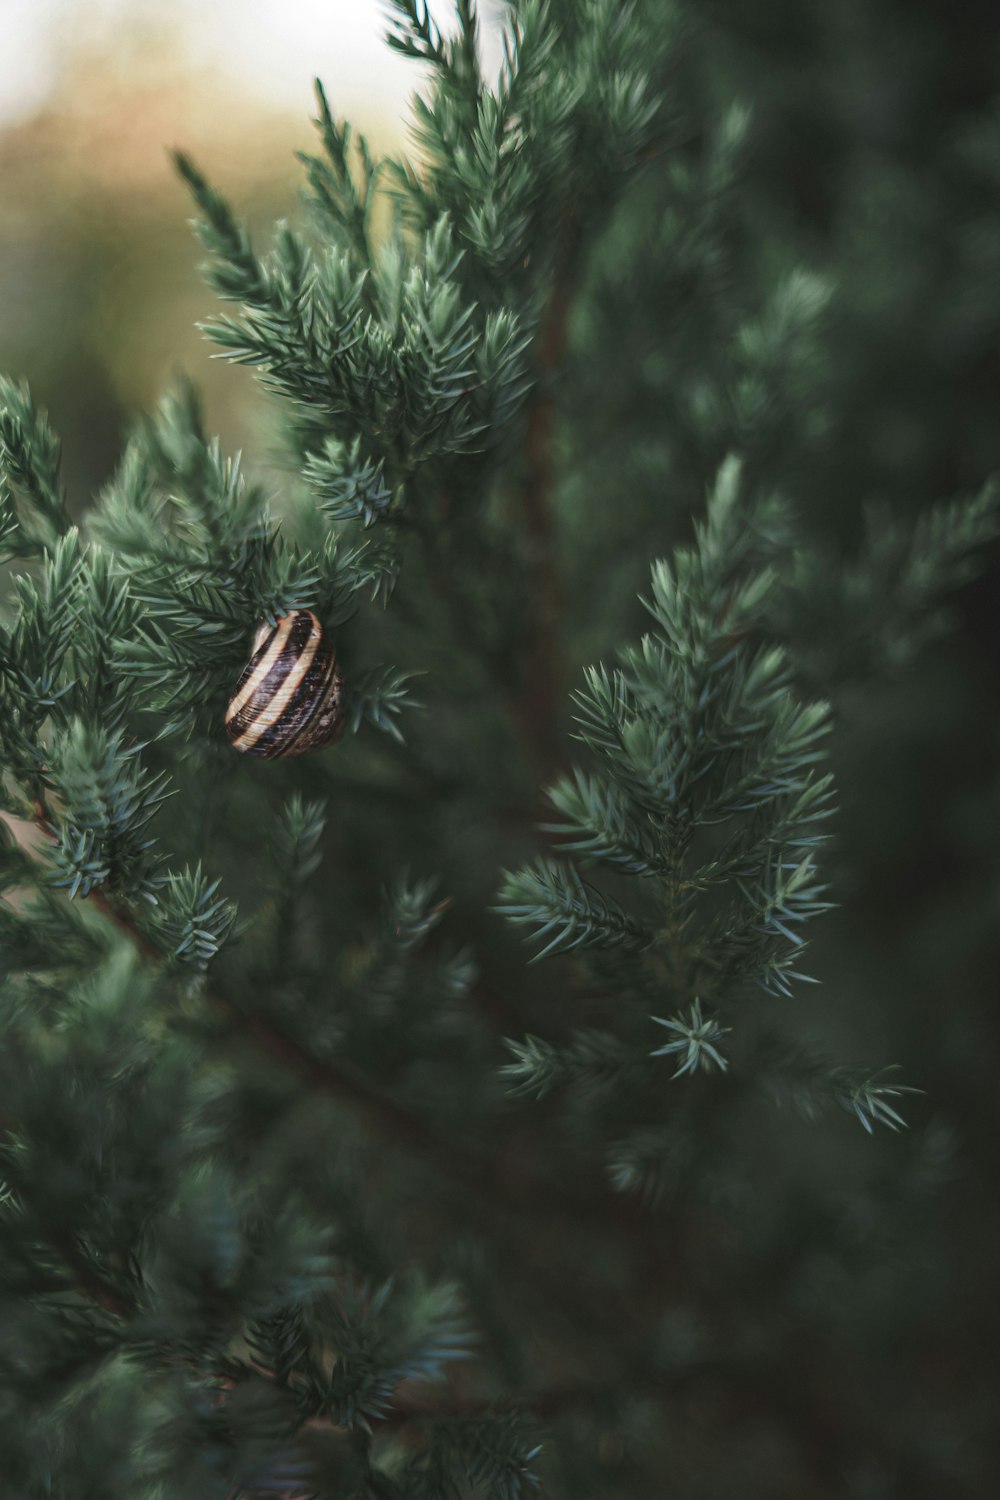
(88, 872, 492, 1199)
(213, 990, 490, 1190)
(71, 840, 619, 1226)
(31, 795, 665, 1228)
(27, 806, 686, 1381)
(19, 824, 890, 1493)
(24, 815, 877, 1494)
(17, 831, 681, 1456)
(0, 958, 136, 1322)
(29, 803, 468, 1184)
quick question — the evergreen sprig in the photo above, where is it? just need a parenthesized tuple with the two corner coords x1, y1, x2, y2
(498, 457, 908, 1159)
(650, 998, 730, 1078)
(415, 1410, 543, 1500)
(147, 863, 239, 975)
(298, 79, 380, 268)
(44, 722, 170, 900)
(0, 376, 68, 555)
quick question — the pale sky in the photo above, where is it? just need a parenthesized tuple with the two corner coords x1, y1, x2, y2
(0, 0, 498, 128)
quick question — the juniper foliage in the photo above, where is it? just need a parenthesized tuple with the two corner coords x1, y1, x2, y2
(1, 1, 998, 1496)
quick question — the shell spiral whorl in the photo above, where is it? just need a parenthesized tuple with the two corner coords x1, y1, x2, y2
(225, 609, 346, 759)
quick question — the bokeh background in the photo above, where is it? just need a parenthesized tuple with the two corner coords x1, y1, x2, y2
(3, 0, 1000, 1491)
(0, 0, 502, 497)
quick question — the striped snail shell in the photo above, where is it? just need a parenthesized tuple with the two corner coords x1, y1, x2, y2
(225, 609, 347, 759)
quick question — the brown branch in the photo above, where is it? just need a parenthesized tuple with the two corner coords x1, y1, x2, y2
(60, 865, 672, 1368)
(210, 990, 487, 1193)
(83, 856, 613, 1229)
(98, 884, 495, 1203)
(21, 811, 662, 1330)
(87, 884, 160, 961)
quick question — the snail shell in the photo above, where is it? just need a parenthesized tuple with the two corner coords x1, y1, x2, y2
(225, 609, 347, 759)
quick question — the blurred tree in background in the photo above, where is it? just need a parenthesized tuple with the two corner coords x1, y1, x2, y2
(2, 0, 1000, 1496)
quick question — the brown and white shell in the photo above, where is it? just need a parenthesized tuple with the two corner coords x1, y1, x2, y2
(225, 609, 347, 759)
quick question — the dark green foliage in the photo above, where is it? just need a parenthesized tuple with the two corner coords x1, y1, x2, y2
(0, 375, 68, 554)
(776, 480, 1000, 681)
(498, 458, 847, 1156)
(2, 1, 1000, 1496)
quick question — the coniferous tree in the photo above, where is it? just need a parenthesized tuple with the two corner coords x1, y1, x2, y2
(2, 2, 998, 1495)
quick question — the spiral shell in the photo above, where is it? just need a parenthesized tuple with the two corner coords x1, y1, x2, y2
(225, 609, 346, 759)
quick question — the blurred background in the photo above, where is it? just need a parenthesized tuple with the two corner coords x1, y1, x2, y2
(0, 0, 502, 496)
